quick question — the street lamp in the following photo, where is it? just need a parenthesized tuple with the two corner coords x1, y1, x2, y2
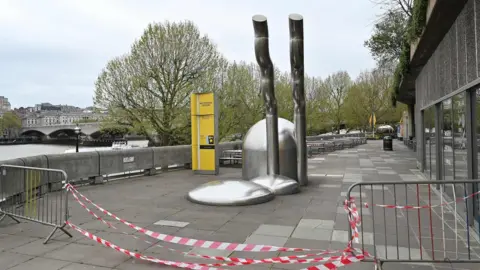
(74, 125, 81, 153)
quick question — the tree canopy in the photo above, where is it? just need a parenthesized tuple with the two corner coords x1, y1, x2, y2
(94, 20, 406, 146)
(0, 112, 21, 138)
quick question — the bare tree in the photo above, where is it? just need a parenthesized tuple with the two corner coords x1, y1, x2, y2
(322, 71, 352, 133)
(94, 21, 221, 145)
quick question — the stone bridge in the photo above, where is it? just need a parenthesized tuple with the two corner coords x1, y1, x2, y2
(20, 123, 102, 137)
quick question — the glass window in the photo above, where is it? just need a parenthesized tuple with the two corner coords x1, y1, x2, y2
(443, 99, 453, 181)
(424, 106, 435, 179)
(451, 92, 468, 217)
(424, 109, 430, 178)
(453, 92, 467, 180)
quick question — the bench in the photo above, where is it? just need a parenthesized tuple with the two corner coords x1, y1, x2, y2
(220, 150, 242, 165)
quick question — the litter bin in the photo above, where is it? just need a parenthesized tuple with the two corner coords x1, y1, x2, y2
(383, 136, 393, 151)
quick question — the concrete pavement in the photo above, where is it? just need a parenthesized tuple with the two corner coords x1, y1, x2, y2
(0, 140, 479, 270)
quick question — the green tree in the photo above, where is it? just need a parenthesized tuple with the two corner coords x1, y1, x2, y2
(344, 67, 406, 130)
(322, 71, 352, 133)
(365, 9, 409, 65)
(0, 112, 21, 138)
(94, 21, 221, 146)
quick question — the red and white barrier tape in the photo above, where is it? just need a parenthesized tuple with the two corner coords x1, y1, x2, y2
(66, 184, 326, 252)
(66, 221, 366, 269)
(64, 183, 369, 269)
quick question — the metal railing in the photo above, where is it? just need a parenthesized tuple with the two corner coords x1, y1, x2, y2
(0, 165, 72, 244)
(346, 180, 480, 269)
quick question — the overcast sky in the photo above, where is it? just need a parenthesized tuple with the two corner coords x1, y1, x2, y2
(0, 0, 381, 109)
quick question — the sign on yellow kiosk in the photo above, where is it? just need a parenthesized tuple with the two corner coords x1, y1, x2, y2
(191, 92, 219, 175)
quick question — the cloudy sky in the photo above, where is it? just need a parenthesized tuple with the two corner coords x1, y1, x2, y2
(0, 0, 381, 109)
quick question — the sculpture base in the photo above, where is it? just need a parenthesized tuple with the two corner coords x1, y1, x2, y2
(250, 175, 299, 195)
(186, 180, 275, 206)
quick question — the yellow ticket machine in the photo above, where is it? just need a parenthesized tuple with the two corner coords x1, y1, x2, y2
(191, 92, 219, 175)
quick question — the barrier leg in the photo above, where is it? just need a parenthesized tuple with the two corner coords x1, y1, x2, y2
(0, 213, 21, 224)
(43, 223, 72, 244)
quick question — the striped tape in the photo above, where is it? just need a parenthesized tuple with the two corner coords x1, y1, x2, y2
(66, 221, 366, 269)
(65, 183, 369, 269)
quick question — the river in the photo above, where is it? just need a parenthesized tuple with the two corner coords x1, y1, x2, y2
(0, 144, 80, 161)
(0, 139, 151, 161)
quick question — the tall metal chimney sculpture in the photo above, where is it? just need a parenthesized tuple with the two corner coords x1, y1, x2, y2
(252, 15, 279, 175)
(248, 15, 299, 195)
(289, 14, 308, 186)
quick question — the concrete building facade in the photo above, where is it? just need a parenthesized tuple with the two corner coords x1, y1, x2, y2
(0, 96, 11, 112)
(399, 0, 480, 233)
(22, 111, 106, 127)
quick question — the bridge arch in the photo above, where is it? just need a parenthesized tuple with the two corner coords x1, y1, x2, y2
(20, 129, 47, 137)
(48, 129, 86, 138)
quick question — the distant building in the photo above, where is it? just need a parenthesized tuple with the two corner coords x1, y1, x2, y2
(22, 111, 107, 127)
(0, 96, 11, 112)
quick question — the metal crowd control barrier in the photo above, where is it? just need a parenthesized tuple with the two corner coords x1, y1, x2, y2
(0, 164, 72, 244)
(346, 180, 480, 269)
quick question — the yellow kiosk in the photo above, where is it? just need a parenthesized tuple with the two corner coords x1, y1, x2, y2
(191, 92, 219, 175)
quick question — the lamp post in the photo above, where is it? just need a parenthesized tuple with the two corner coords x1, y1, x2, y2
(74, 125, 81, 153)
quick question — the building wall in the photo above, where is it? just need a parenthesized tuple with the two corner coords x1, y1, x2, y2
(415, 0, 478, 166)
(22, 112, 106, 127)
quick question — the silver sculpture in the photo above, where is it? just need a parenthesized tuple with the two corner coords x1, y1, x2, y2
(289, 14, 308, 186)
(187, 180, 274, 206)
(247, 15, 299, 195)
(242, 118, 297, 181)
(187, 14, 306, 205)
(252, 14, 280, 175)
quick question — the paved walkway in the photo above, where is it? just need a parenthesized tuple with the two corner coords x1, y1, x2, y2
(1, 140, 479, 270)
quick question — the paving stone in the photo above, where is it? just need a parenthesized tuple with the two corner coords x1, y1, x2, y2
(291, 226, 332, 241)
(153, 220, 189, 227)
(61, 263, 113, 270)
(318, 184, 341, 188)
(0, 234, 36, 252)
(8, 257, 70, 270)
(0, 252, 33, 269)
(244, 234, 288, 247)
(252, 224, 295, 237)
(188, 247, 232, 258)
(297, 219, 334, 230)
(378, 170, 398, 175)
(43, 243, 129, 267)
(11, 238, 69, 256)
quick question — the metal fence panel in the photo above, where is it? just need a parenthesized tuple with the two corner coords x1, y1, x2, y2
(0, 164, 72, 244)
(346, 180, 480, 269)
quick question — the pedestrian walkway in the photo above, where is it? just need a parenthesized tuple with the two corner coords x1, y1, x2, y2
(0, 140, 479, 269)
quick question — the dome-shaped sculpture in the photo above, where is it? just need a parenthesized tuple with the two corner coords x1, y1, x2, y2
(242, 118, 298, 181)
(186, 180, 275, 206)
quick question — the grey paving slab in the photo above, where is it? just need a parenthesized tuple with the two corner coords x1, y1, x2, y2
(153, 220, 189, 227)
(0, 252, 33, 270)
(291, 226, 332, 241)
(297, 219, 334, 230)
(244, 234, 288, 247)
(7, 257, 70, 270)
(252, 224, 295, 237)
(188, 247, 232, 257)
(10, 238, 69, 256)
(318, 183, 342, 188)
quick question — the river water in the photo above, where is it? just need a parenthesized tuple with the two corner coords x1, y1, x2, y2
(0, 140, 151, 161)
(0, 144, 78, 161)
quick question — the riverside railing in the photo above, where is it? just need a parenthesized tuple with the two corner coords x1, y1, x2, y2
(0, 165, 71, 244)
